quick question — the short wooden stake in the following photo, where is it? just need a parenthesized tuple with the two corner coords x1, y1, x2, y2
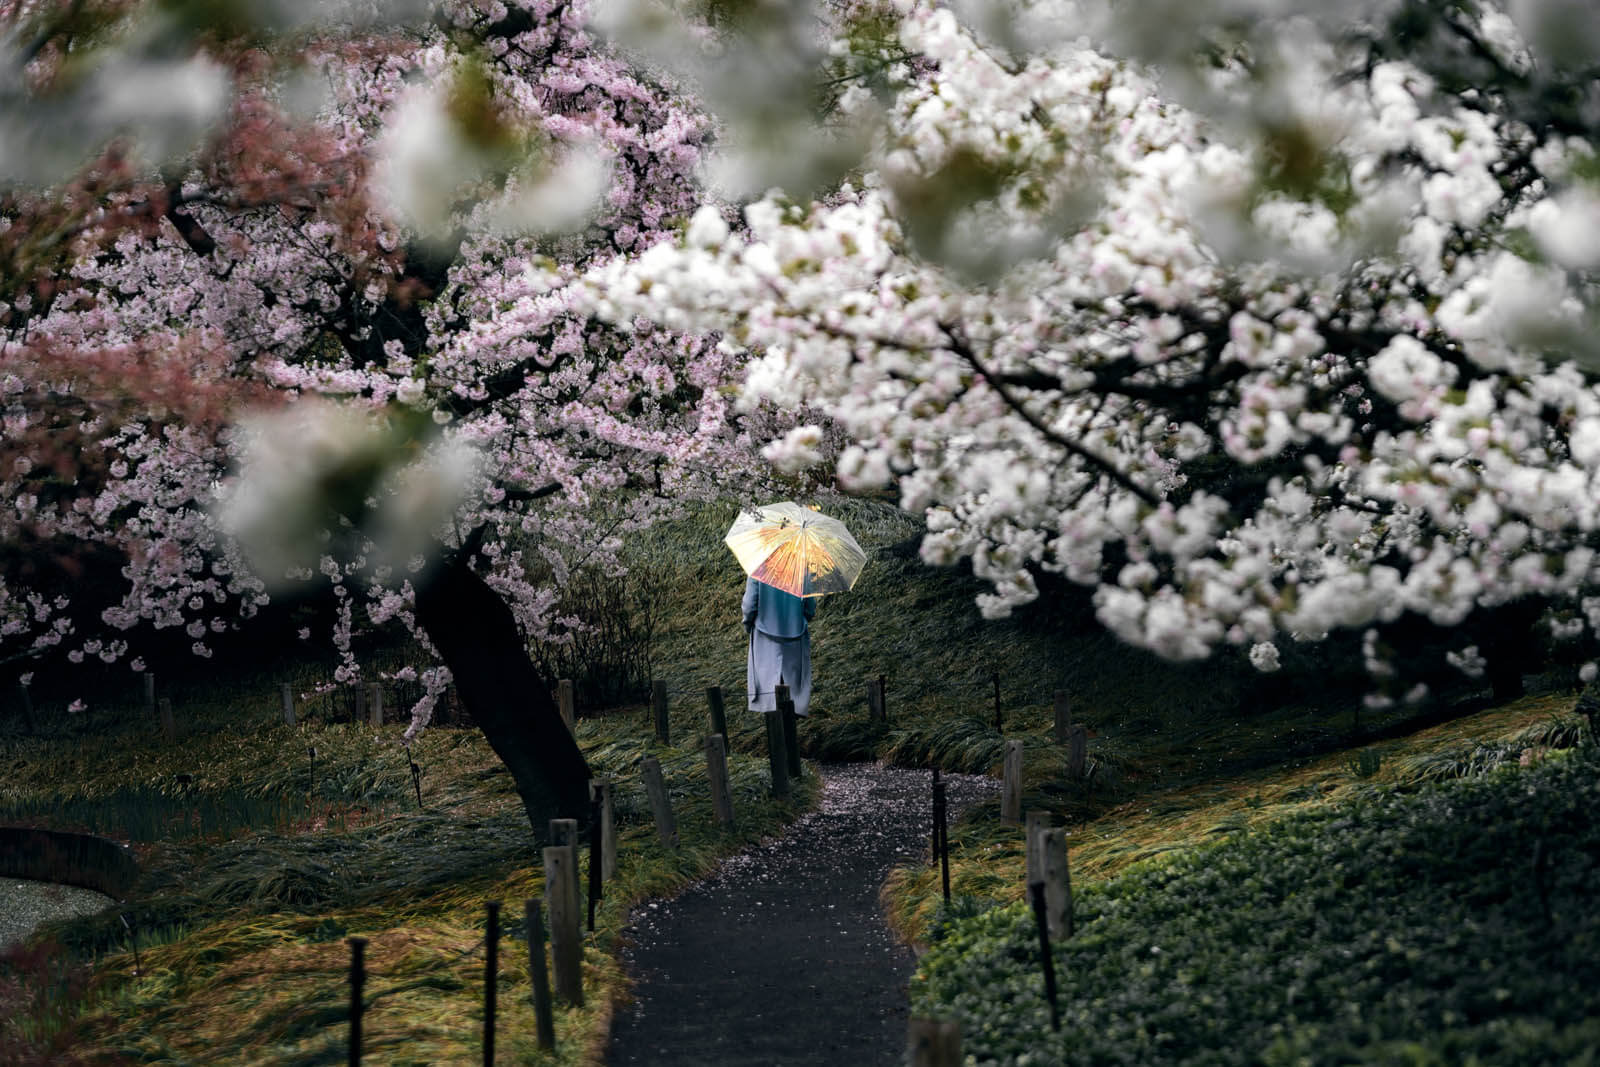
(525, 899, 556, 1051)
(144, 673, 156, 716)
(347, 936, 367, 1066)
(907, 1018, 962, 1067)
(590, 779, 616, 881)
(1028, 882, 1061, 1031)
(353, 685, 366, 726)
(407, 755, 424, 809)
(543, 844, 583, 1006)
(705, 733, 735, 827)
(280, 682, 296, 727)
(483, 900, 499, 1066)
(651, 680, 670, 744)
(557, 679, 575, 733)
(879, 673, 889, 721)
(587, 791, 601, 933)
(549, 818, 582, 905)
(1001, 740, 1023, 824)
(369, 683, 383, 727)
(1067, 725, 1087, 779)
(641, 757, 678, 848)
(777, 684, 801, 779)
(1052, 689, 1071, 745)
(764, 710, 790, 798)
(120, 912, 141, 976)
(706, 685, 727, 745)
(1039, 827, 1073, 940)
(158, 697, 176, 744)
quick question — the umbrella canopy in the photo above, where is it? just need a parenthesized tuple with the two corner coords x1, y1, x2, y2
(724, 501, 867, 598)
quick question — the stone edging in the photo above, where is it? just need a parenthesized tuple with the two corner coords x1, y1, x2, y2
(0, 825, 140, 900)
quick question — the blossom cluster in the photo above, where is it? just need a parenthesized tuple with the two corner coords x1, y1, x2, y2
(582, 0, 1600, 689)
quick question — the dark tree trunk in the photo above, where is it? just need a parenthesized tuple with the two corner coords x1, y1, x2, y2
(1477, 598, 1545, 704)
(413, 552, 591, 843)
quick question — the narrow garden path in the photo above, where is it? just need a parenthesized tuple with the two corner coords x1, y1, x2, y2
(606, 762, 994, 1066)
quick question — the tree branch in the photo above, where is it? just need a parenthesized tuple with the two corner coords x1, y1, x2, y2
(940, 323, 1162, 507)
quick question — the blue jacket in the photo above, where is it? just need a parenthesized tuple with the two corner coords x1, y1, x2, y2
(742, 577, 815, 638)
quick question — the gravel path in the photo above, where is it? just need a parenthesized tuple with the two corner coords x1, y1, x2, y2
(606, 762, 994, 1066)
(1, 879, 114, 952)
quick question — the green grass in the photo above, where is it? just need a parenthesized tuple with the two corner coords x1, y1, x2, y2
(909, 743, 1600, 1066)
(2, 680, 819, 1064)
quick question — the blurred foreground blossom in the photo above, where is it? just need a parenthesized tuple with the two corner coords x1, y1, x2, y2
(216, 400, 478, 589)
(371, 75, 609, 240)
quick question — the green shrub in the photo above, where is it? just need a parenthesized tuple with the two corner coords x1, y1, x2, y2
(1344, 746, 1384, 779)
(912, 749, 1600, 1066)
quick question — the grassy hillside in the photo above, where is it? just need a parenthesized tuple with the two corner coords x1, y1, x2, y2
(633, 496, 1516, 797)
(907, 726, 1599, 1065)
(0, 665, 819, 1064)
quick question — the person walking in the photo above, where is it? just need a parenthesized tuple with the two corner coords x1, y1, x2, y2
(743, 576, 816, 716)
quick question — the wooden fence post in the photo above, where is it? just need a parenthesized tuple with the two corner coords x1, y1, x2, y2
(1067, 725, 1087, 779)
(777, 684, 801, 779)
(280, 682, 296, 727)
(706, 685, 727, 745)
(705, 734, 735, 827)
(347, 936, 367, 1067)
(549, 818, 582, 905)
(144, 673, 156, 718)
(543, 845, 583, 1006)
(369, 684, 383, 727)
(557, 679, 575, 733)
(879, 673, 888, 721)
(590, 779, 616, 881)
(641, 757, 678, 848)
(1040, 827, 1073, 940)
(1025, 810, 1050, 887)
(1053, 690, 1072, 745)
(158, 697, 176, 744)
(353, 685, 366, 726)
(652, 680, 670, 744)
(764, 710, 790, 798)
(525, 899, 556, 1051)
(907, 1019, 962, 1067)
(1001, 740, 1023, 824)
(483, 900, 499, 1066)
(933, 769, 950, 904)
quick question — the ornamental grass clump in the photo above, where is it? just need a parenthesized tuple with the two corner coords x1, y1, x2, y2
(911, 746, 1600, 1066)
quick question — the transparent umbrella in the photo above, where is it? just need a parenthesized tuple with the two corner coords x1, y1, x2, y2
(723, 501, 866, 597)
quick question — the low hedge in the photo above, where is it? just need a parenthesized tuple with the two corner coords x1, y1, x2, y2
(911, 747, 1600, 1066)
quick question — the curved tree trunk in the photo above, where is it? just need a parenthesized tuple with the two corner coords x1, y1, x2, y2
(413, 552, 592, 843)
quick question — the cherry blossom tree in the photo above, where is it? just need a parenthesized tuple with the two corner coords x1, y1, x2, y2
(8, 0, 1600, 851)
(586, 0, 1600, 707)
(0, 0, 802, 836)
